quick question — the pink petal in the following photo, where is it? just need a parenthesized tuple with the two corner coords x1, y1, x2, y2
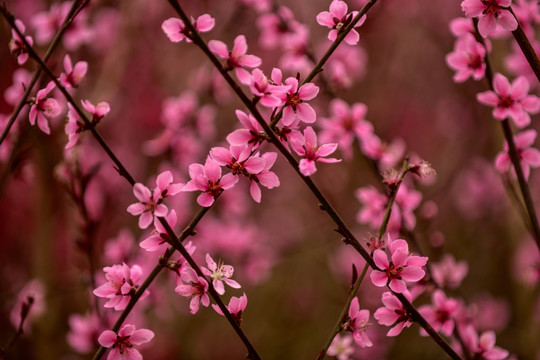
(197, 192, 215, 207)
(208, 40, 229, 59)
(97, 330, 116, 347)
(400, 266, 426, 282)
(220, 173, 239, 189)
(349, 297, 359, 318)
(330, 0, 348, 19)
(370, 270, 388, 287)
(344, 29, 360, 45)
(478, 15, 497, 38)
(297, 104, 316, 123)
(373, 249, 389, 269)
(316, 11, 335, 28)
(522, 148, 540, 167)
(156, 170, 173, 191)
(257, 172, 280, 188)
(139, 212, 153, 229)
(497, 10, 518, 32)
(299, 158, 317, 176)
(232, 35, 248, 57)
(196, 14, 215, 32)
(298, 83, 319, 101)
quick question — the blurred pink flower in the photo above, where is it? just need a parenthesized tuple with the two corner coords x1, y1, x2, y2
(162, 14, 215, 43)
(98, 324, 154, 360)
(446, 33, 487, 82)
(10, 279, 46, 333)
(316, 0, 366, 45)
(59, 54, 87, 88)
(212, 293, 248, 324)
(418, 289, 459, 336)
(477, 73, 540, 128)
(460, 326, 509, 360)
(327, 333, 355, 360)
(431, 254, 469, 289)
(209, 35, 262, 84)
(461, 0, 517, 38)
(290, 126, 341, 176)
(4, 68, 32, 106)
(67, 312, 104, 354)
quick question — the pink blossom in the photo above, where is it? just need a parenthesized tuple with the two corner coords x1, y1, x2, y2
(477, 73, 540, 128)
(31, 2, 92, 50)
(446, 33, 487, 82)
(324, 42, 367, 89)
(209, 35, 262, 84)
(374, 291, 414, 336)
(162, 14, 215, 43)
(370, 239, 428, 293)
(249, 68, 289, 108)
(29, 81, 61, 134)
(81, 99, 111, 123)
(343, 297, 372, 347)
(67, 312, 104, 354)
(226, 109, 267, 150)
(175, 267, 210, 314)
(65, 104, 85, 149)
(210, 144, 266, 176)
(316, 0, 366, 45)
(212, 293, 248, 324)
(280, 77, 319, 126)
(256, 6, 302, 49)
(127, 171, 182, 229)
(460, 326, 509, 360)
(140, 210, 178, 252)
(290, 126, 341, 176)
(93, 263, 147, 311)
(327, 333, 355, 360)
(319, 99, 373, 158)
(4, 68, 32, 106)
(201, 253, 241, 295)
(98, 324, 154, 360)
(418, 290, 459, 336)
(461, 0, 517, 38)
(59, 54, 88, 88)
(182, 157, 239, 207)
(247, 152, 280, 203)
(9, 19, 33, 65)
(494, 129, 540, 179)
(360, 133, 406, 169)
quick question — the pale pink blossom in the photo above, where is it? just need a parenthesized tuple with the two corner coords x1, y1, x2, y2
(59, 54, 88, 88)
(446, 33, 487, 82)
(360, 133, 406, 169)
(9, 19, 33, 65)
(29, 81, 61, 134)
(461, 0, 517, 38)
(212, 293, 248, 324)
(81, 99, 110, 123)
(98, 324, 154, 360)
(280, 77, 319, 126)
(370, 239, 428, 293)
(201, 253, 241, 295)
(374, 291, 414, 336)
(320, 99, 373, 158)
(290, 126, 341, 176)
(327, 334, 355, 360)
(127, 171, 182, 229)
(495, 129, 540, 179)
(477, 73, 540, 128)
(249, 68, 289, 107)
(209, 35, 262, 84)
(93, 263, 147, 311)
(175, 267, 210, 314)
(343, 297, 372, 347)
(316, 0, 366, 45)
(182, 157, 239, 207)
(162, 14, 215, 43)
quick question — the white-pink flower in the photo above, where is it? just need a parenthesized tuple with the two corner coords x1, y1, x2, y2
(316, 0, 366, 45)
(175, 267, 210, 314)
(280, 77, 319, 126)
(9, 19, 33, 65)
(182, 157, 239, 207)
(162, 14, 215, 43)
(93, 263, 147, 311)
(201, 253, 241, 295)
(477, 73, 540, 128)
(495, 129, 540, 179)
(98, 324, 154, 360)
(344, 297, 372, 347)
(59, 54, 88, 88)
(290, 126, 341, 176)
(209, 35, 262, 84)
(29, 81, 61, 134)
(370, 239, 428, 293)
(374, 290, 413, 336)
(461, 0, 518, 38)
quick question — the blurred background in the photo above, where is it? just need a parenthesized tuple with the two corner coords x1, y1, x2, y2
(0, 0, 539, 359)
